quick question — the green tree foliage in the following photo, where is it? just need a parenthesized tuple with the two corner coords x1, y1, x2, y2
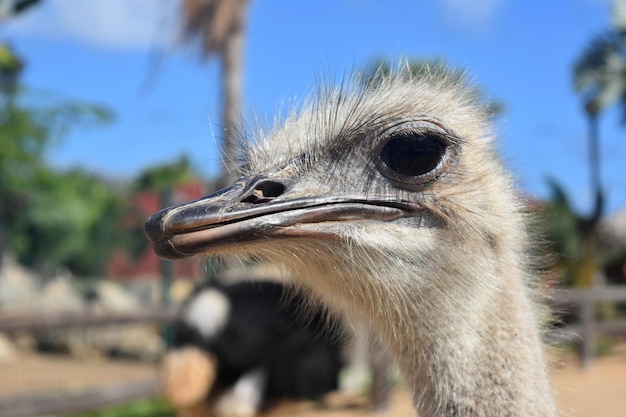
(0, 91, 113, 189)
(0, 41, 117, 275)
(541, 179, 599, 287)
(134, 155, 199, 191)
(0, 93, 117, 275)
(8, 169, 124, 275)
(0, 0, 159, 277)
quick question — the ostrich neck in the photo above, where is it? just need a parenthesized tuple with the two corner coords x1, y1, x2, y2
(366, 274, 559, 417)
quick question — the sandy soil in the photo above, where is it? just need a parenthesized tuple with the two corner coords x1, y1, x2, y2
(550, 351, 626, 417)
(0, 348, 624, 417)
(0, 352, 159, 399)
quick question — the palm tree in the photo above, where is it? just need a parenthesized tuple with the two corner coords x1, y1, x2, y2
(541, 178, 603, 287)
(181, 0, 250, 185)
(573, 0, 626, 220)
(0, 0, 42, 23)
(569, 0, 626, 287)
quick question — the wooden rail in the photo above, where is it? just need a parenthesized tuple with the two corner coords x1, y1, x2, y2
(0, 309, 177, 333)
(547, 285, 626, 368)
(0, 310, 177, 417)
(549, 286, 626, 303)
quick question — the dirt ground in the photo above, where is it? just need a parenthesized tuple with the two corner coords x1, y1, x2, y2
(549, 350, 626, 417)
(0, 348, 624, 417)
(0, 352, 159, 399)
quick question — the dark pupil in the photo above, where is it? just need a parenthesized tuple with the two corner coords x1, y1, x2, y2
(380, 134, 445, 177)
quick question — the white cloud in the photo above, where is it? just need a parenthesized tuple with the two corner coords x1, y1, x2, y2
(439, 0, 505, 34)
(3, 0, 180, 49)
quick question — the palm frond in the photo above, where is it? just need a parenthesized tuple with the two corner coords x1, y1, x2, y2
(574, 32, 626, 115)
(181, 0, 248, 58)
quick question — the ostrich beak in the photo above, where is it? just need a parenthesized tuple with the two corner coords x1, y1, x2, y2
(145, 175, 413, 260)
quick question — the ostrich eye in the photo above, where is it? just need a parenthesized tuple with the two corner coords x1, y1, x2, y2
(379, 133, 446, 177)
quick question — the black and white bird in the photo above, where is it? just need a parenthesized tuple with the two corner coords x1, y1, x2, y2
(163, 279, 343, 416)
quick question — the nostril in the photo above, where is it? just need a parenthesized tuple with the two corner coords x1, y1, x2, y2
(241, 180, 285, 204)
(257, 180, 284, 198)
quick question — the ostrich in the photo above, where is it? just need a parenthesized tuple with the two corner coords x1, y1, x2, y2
(146, 67, 559, 417)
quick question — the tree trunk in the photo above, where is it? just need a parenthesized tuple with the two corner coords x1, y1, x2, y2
(219, 27, 245, 187)
(587, 111, 603, 221)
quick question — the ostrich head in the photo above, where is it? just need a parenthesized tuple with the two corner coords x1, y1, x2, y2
(145, 68, 558, 417)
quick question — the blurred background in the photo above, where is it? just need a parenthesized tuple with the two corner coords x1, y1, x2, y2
(0, 1, 625, 416)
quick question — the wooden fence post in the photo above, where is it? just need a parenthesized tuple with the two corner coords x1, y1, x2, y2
(580, 295, 594, 368)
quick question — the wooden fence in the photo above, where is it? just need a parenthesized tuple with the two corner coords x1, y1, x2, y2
(548, 285, 626, 368)
(0, 310, 176, 334)
(0, 310, 176, 417)
(0, 285, 625, 416)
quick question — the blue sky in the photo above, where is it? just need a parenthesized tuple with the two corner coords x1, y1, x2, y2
(2, 0, 625, 215)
